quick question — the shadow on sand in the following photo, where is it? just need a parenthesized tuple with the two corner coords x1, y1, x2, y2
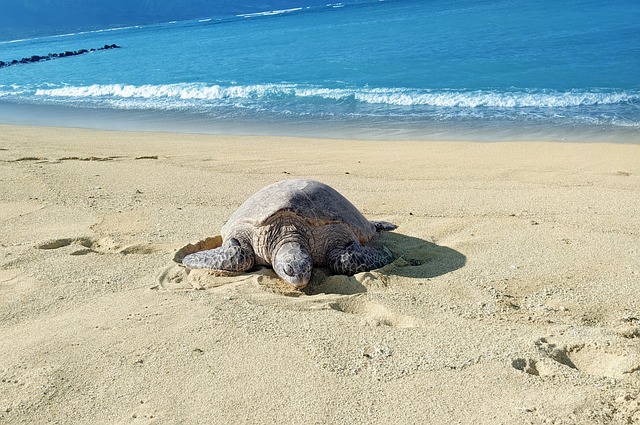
(304, 232, 466, 296)
(381, 232, 466, 279)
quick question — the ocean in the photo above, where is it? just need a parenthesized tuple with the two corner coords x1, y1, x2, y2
(1, 0, 639, 141)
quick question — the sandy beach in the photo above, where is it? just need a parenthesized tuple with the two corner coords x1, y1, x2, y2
(0, 124, 639, 424)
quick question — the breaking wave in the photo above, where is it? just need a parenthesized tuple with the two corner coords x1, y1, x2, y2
(31, 83, 640, 109)
(0, 82, 637, 131)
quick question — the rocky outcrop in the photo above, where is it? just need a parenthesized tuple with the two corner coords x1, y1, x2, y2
(0, 44, 120, 68)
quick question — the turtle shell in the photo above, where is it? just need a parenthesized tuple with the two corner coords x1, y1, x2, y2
(221, 179, 376, 242)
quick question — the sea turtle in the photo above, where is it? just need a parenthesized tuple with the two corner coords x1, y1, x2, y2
(181, 179, 397, 289)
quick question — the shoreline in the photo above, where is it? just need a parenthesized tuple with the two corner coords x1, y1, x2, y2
(1, 101, 638, 143)
(1, 124, 639, 423)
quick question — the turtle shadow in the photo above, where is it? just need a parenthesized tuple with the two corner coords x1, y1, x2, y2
(305, 232, 465, 296)
(381, 232, 466, 279)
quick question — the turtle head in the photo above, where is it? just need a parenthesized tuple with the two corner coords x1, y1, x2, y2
(273, 241, 312, 289)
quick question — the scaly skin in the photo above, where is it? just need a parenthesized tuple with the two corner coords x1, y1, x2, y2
(327, 241, 394, 276)
(272, 241, 312, 288)
(182, 220, 396, 289)
(182, 238, 254, 272)
(180, 180, 398, 289)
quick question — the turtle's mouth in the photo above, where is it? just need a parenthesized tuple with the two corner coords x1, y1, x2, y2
(280, 268, 310, 289)
(274, 263, 311, 289)
(289, 281, 308, 290)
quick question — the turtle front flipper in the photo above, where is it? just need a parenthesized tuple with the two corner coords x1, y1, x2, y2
(327, 242, 394, 276)
(182, 238, 254, 272)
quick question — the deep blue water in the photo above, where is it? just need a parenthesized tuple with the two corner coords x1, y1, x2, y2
(1, 0, 639, 141)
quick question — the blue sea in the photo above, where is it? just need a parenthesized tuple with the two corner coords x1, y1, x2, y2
(1, 0, 639, 141)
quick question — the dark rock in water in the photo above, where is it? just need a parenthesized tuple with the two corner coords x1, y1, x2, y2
(0, 44, 121, 69)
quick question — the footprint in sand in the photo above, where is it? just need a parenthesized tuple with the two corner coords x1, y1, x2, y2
(36, 238, 75, 250)
(36, 236, 162, 256)
(512, 337, 640, 378)
(328, 296, 423, 328)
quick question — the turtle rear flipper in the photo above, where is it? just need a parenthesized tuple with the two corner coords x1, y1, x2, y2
(370, 220, 397, 232)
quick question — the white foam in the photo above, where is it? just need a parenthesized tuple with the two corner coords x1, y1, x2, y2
(32, 83, 639, 110)
(351, 88, 640, 108)
(238, 8, 303, 18)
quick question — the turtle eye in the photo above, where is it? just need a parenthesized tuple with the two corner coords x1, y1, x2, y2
(284, 264, 295, 276)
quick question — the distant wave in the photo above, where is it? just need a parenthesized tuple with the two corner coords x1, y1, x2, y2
(0, 1, 381, 45)
(0, 25, 142, 45)
(237, 8, 304, 18)
(32, 83, 640, 109)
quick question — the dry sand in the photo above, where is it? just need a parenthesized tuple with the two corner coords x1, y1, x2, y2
(0, 124, 639, 424)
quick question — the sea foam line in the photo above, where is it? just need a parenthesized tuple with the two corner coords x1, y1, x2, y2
(34, 83, 288, 100)
(32, 83, 640, 109)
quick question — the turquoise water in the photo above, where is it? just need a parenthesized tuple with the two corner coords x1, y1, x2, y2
(1, 0, 639, 141)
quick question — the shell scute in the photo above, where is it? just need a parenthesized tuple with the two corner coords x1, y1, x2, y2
(221, 179, 375, 240)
